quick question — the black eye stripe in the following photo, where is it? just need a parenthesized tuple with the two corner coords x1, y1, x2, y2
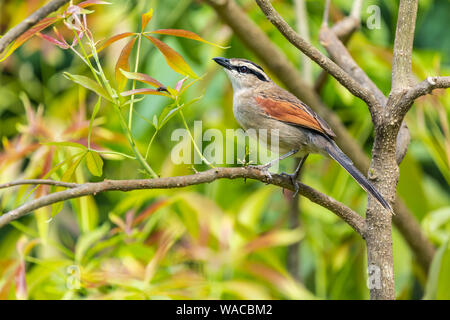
(232, 65, 268, 82)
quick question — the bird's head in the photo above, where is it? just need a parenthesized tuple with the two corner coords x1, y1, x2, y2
(213, 57, 270, 90)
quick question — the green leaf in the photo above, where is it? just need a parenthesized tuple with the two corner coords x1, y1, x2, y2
(424, 239, 450, 300)
(51, 152, 87, 217)
(75, 223, 110, 263)
(85, 151, 104, 177)
(119, 69, 164, 88)
(63, 72, 112, 101)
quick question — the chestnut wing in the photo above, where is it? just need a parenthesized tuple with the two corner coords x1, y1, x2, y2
(255, 95, 336, 138)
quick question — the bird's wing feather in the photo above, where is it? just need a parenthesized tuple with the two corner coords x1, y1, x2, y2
(255, 94, 336, 138)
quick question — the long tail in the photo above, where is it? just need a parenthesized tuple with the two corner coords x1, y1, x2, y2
(324, 140, 393, 212)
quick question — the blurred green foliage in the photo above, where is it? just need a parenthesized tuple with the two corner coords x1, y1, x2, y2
(0, 0, 449, 300)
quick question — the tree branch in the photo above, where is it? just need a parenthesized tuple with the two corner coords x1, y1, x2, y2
(0, 0, 70, 54)
(0, 167, 367, 236)
(0, 179, 78, 189)
(391, 0, 419, 92)
(255, 0, 381, 111)
(400, 76, 450, 114)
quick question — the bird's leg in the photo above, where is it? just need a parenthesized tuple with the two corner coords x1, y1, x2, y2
(281, 154, 309, 197)
(249, 149, 299, 182)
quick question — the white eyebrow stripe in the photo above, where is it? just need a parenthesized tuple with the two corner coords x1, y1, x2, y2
(238, 62, 270, 81)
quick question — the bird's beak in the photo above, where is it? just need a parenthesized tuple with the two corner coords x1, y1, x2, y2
(213, 57, 232, 70)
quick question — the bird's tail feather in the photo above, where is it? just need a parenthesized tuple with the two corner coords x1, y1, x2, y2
(325, 140, 393, 213)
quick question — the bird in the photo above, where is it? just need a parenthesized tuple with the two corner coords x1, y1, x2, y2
(213, 57, 392, 212)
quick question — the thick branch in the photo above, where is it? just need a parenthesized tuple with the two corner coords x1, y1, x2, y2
(0, 0, 70, 54)
(0, 167, 366, 236)
(391, 0, 419, 91)
(255, 0, 381, 111)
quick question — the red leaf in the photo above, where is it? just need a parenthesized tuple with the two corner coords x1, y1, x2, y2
(0, 17, 61, 62)
(120, 88, 171, 98)
(119, 69, 164, 88)
(37, 32, 69, 49)
(149, 29, 225, 48)
(115, 37, 137, 90)
(144, 35, 197, 78)
(96, 32, 136, 53)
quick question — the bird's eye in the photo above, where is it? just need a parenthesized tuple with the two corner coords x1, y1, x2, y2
(238, 66, 248, 73)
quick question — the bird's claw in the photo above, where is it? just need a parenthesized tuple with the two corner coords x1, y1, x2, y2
(250, 163, 273, 184)
(280, 172, 300, 197)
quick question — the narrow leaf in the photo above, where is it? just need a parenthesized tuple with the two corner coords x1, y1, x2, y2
(141, 9, 153, 31)
(37, 32, 69, 49)
(149, 29, 226, 48)
(115, 37, 137, 91)
(120, 88, 171, 98)
(96, 32, 136, 53)
(0, 17, 60, 62)
(85, 151, 103, 176)
(119, 69, 164, 88)
(144, 35, 197, 78)
(63, 72, 112, 101)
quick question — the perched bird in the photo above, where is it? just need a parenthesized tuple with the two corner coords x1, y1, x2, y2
(213, 57, 392, 212)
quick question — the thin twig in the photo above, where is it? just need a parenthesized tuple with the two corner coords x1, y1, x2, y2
(0, 180, 78, 189)
(401, 76, 450, 114)
(0, 167, 367, 236)
(0, 0, 70, 54)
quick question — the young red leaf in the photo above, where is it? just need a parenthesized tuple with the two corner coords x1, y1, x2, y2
(77, 0, 111, 8)
(120, 88, 171, 98)
(175, 77, 187, 92)
(37, 32, 69, 49)
(0, 17, 61, 62)
(115, 37, 137, 91)
(144, 35, 197, 79)
(96, 32, 136, 53)
(141, 9, 153, 31)
(149, 29, 225, 48)
(119, 69, 164, 88)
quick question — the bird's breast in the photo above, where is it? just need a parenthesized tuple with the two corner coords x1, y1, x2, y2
(231, 91, 319, 155)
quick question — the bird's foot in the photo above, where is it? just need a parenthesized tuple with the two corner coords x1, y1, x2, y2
(280, 172, 300, 197)
(249, 163, 273, 183)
